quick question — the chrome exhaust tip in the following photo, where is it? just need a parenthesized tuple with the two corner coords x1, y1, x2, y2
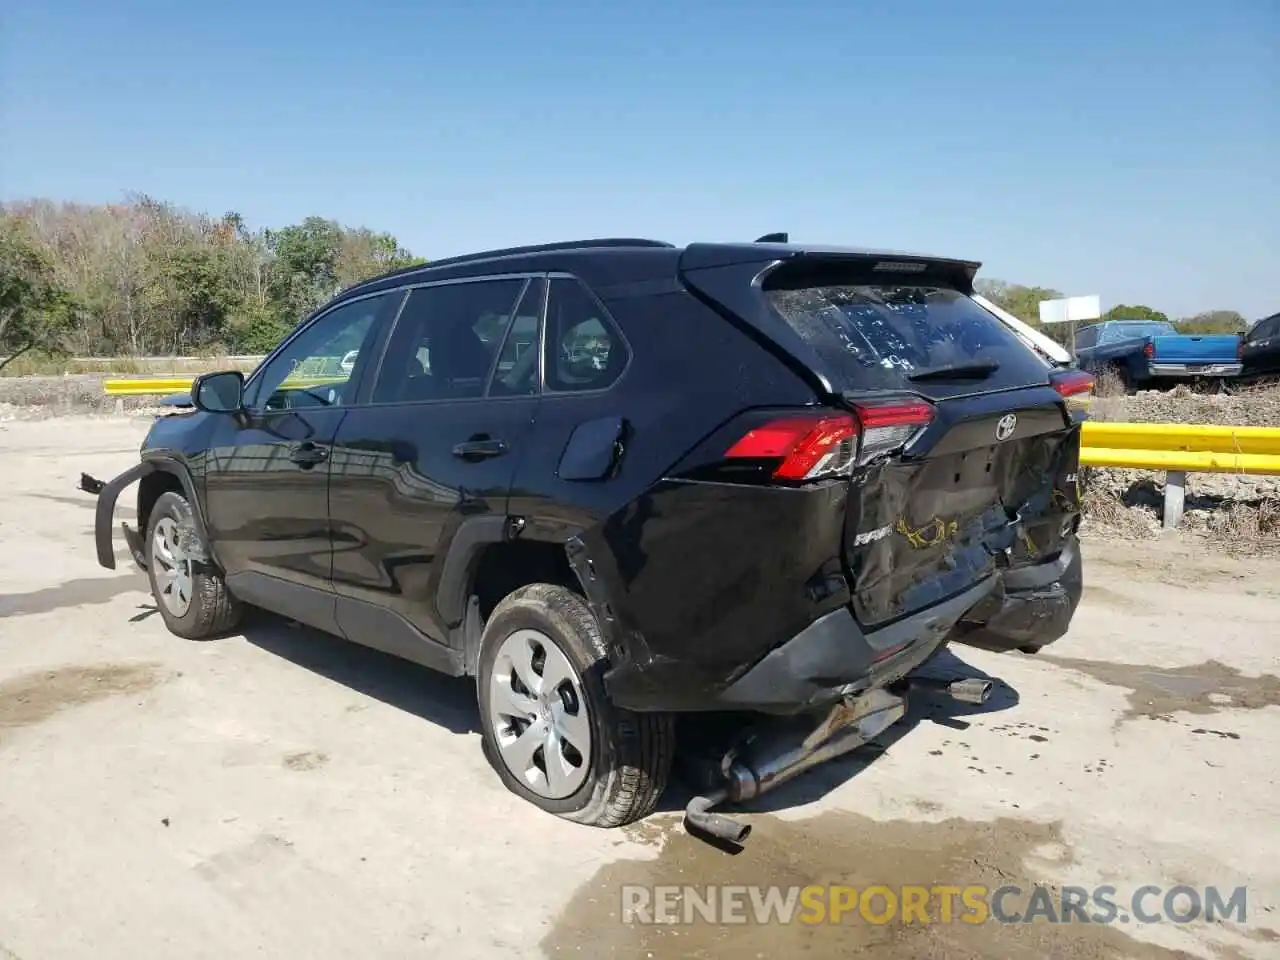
(947, 678, 993, 704)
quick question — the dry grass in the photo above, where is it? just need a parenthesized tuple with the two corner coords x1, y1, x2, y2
(1201, 499, 1280, 555)
(0, 354, 260, 377)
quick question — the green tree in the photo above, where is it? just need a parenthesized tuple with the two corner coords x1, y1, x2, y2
(1, 196, 425, 357)
(1177, 310, 1247, 334)
(0, 214, 75, 371)
(1102, 304, 1169, 323)
(266, 216, 344, 316)
(974, 279, 1074, 345)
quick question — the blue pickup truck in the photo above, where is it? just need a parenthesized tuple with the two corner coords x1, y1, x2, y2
(1073, 320, 1242, 389)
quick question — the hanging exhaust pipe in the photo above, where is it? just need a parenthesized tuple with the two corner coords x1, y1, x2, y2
(683, 688, 906, 845)
(684, 789, 752, 844)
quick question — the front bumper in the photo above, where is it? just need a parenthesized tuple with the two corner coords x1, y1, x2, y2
(1148, 362, 1242, 378)
(605, 575, 998, 715)
(83, 462, 154, 571)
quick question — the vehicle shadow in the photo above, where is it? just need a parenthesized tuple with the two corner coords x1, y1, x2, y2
(238, 611, 481, 735)
(656, 648, 1019, 818)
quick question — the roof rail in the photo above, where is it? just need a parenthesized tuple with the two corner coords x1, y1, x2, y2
(344, 238, 675, 292)
(426, 237, 674, 267)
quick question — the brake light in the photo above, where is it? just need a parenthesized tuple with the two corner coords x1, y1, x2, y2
(1238, 339, 1245, 360)
(848, 399, 934, 463)
(1143, 342, 1155, 359)
(725, 414, 859, 480)
(724, 401, 934, 481)
(1050, 370, 1094, 398)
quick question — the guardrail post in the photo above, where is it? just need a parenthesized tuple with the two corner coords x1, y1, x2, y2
(1163, 470, 1187, 530)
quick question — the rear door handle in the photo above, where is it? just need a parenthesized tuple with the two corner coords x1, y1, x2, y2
(289, 442, 329, 467)
(452, 437, 508, 461)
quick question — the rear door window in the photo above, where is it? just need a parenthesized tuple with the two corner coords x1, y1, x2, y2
(763, 282, 1052, 394)
(370, 278, 527, 404)
(544, 278, 629, 393)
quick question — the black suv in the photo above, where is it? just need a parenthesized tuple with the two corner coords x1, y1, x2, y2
(1242, 311, 1280, 378)
(86, 238, 1089, 841)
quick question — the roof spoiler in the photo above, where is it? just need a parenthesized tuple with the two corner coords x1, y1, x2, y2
(755, 232, 789, 243)
(971, 294, 1072, 365)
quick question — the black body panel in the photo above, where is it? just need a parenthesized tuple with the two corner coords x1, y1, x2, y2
(83, 237, 1085, 719)
(326, 396, 539, 645)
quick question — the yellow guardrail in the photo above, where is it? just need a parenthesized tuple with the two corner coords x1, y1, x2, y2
(1079, 421, 1280, 476)
(102, 377, 199, 396)
(1079, 420, 1280, 529)
(102, 376, 345, 396)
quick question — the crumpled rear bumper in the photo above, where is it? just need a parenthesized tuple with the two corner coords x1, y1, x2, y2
(947, 536, 1084, 653)
(81, 463, 153, 571)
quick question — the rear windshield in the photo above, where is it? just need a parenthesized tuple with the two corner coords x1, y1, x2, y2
(1100, 321, 1178, 341)
(764, 283, 1052, 393)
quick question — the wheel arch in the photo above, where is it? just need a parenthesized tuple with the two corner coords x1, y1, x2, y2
(439, 516, 625, 677)
(137, 454, 212, 552)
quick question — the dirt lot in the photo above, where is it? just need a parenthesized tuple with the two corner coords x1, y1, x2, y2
(1, 415, 1278, 960)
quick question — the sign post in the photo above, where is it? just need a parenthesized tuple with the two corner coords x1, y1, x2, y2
(1038, 296, 1102, 361)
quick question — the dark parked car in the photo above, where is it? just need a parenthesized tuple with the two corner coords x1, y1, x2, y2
(1241, 312, 1280, 378)
(84, 238, 1090, 842)
(1073, 319, 1242, 389)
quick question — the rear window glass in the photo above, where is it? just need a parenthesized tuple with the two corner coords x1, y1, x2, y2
(764, 284, 1051, 393)
(1099, 321, 1177, 341)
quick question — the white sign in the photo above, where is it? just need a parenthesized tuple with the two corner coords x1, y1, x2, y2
(1038, 295, 1101, 325)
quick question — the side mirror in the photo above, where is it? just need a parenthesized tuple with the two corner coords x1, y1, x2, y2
(192, 370, 246, 414)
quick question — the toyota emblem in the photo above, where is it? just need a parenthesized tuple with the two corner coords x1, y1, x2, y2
(995, 414, 1017, 442)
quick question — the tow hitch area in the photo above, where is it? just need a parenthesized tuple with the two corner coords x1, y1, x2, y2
(682, 676, 994, 846)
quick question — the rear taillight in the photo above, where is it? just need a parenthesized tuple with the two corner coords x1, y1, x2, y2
(1050, 370, 1094, 398)
(1143, 342, 1155, 359)
(1238, 340, 1245, 360)
(725, 413, 859, 480)
(848, 399, 934, 463)
(1050, 369, 1094, 416)
(724, 401, 933, 481)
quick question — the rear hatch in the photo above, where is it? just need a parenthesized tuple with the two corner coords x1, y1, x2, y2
(680, 246, 1084, 630)
(1150, 334, 1241, 365)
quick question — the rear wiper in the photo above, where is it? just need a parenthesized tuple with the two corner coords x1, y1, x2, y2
(907, 360, 1000, 382)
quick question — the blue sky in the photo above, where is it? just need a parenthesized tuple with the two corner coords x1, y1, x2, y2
(2, 0, 1276, 318)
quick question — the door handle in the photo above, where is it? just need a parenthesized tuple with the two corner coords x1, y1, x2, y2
(289, 442, 329, 467)
(452, 437, 508, 461)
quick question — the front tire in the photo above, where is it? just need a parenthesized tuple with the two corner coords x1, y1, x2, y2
(476, 583, 674, 827)
(145, 491, 243, 640)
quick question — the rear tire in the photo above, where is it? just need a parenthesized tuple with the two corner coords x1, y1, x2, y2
(476, 583, 674, 827)
(145, 491, 243, 640)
